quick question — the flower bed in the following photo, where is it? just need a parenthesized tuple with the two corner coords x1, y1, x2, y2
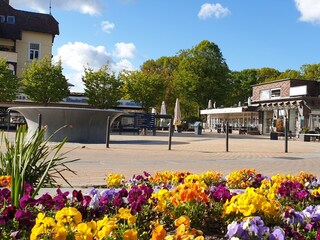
(1, 169, 320, 239)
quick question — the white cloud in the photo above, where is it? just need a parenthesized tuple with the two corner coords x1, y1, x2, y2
(198, 3, 230, 20)
(113, 42, 136, 59)
(101, 21, 115, 33)
(295, 0, 320, 24)
(11, 0, 104, 15)
(53, 41, 136, 92)
(53, 41, 111, 71)
(64, 72, 84, 93)
(111, 59, 136, 73)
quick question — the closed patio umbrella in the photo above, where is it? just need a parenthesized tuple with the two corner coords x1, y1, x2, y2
(308, 115, 314, 131)
(208, 99, 212, 109)
(151, 107, 156, 114)
(160, 101, 167, 128)
(173, 98, 181, 130)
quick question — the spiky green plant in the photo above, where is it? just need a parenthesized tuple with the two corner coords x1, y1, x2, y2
(0, 126, 78, 206)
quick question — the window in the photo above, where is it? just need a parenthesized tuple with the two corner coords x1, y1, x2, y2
(260, 90, 270, 100)
(7, 16, 15, 24)
(271, 88, 281, 98)
(0, 15, 5, 23)
(29, 43, 40, 60)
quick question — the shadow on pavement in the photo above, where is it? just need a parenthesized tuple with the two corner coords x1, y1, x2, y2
(110, 140, 189, 145)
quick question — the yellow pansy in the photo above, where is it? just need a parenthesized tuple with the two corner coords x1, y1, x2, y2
(55, 207, 82, 226)
(123, 229, 138, 240)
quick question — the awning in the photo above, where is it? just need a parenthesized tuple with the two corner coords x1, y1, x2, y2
(200, 106, 258, 119)
(200, 106, 245, 115)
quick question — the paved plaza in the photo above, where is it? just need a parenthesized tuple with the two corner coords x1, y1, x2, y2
(31, 130, 320, 188)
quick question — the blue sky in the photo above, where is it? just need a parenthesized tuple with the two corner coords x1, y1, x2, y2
(10, 0, 320, 92)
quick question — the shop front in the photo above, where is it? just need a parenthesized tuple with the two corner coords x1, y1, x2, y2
(251, 79, 320, 137)
(258, 100, 302, 135)
(200, 106, 259, 134)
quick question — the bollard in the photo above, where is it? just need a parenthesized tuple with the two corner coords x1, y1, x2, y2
(106, 116, 110, 148)
(168, 118, 173, 150)
(285, 117, 289, 153)
(38, 114, 42, 131)
(7, 110, 10, 132)
(226, 121, 229, 152)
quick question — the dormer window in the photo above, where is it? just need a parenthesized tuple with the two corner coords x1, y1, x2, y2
(271, 88, 281, 99)
(0, 15, 5, 23)
(260, 90, 270, 100)
(7, 16, 15, 24)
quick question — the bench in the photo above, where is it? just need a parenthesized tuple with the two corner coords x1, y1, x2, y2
(299, 133, 320, 142)
(113, 126, 140, 135)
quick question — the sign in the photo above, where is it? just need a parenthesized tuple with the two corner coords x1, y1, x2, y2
(134, 113, 155, 129)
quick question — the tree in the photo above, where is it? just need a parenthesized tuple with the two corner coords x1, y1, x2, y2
(82, 63, 123, 109)
(22, 57, 69, 104)
(278, 69, 302, 79)
(121, 70, 165, 112)
(0, 58, 19, 101)
(300, 64, 320, 80)
(140, 56, 180, 113)
(228, 69, 260, 106)
(257, 67, 281, 82)
(173, 40, 230, 113)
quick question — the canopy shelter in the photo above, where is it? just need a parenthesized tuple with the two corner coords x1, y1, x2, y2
(9, 107, 124, 143)
(200, 106, 259, 134)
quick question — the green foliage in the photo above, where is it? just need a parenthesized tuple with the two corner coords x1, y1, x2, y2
(299, 127, 309, 134)
(257, 67, 281, 82)
(0, 126, 78, 206)
(117, 39, 320, 119)
(0, 58, 19, 101)
(173, 40, 231, 110)
(21, 57, 70, 104)
(82, 63, 123, 109)
(140, 57, 180, 114)
(228, 69, 260, 106)
(300, 63, 320, 80)
(121, 70, 165, 112)
(278, 69, 303, 79)
(121, 40, 231, 117)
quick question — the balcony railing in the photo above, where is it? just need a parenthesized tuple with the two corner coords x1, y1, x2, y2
(0, 50, 17, 62)
(0, 45, 15, 52)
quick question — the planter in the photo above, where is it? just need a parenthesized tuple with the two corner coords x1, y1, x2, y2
(195, 128, 202, 135)
(270, 132, 278, 140)
(298, 134, 311, 142)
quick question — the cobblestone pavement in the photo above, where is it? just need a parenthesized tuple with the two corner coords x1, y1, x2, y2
(42, 131, 320, 188)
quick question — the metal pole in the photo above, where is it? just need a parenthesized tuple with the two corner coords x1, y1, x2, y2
(106, 116, 111, 148)
(7, 110, 10, 132)
(226, 121, 229, 152)
(37, 113, 42, 132)
(153, 125, 156, 136)
(285, 117, 289, 153)
(152, 114, 156, 136)
(168, 118, 173, 150)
